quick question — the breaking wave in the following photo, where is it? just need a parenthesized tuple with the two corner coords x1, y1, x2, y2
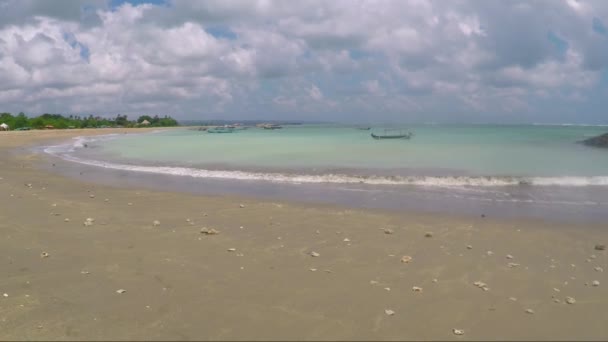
(43, 135, 608, 188)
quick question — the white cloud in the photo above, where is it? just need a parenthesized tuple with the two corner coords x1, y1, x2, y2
(0, 0, 607, 123)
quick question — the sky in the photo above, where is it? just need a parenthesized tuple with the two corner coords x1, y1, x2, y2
(1, 0, 608, 123)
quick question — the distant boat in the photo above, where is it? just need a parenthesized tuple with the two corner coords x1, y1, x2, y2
(371, 129, 413, 140)
(357, 127, 371, 130)
(262, 124, 282, 130)
(207, 126, 235, 133)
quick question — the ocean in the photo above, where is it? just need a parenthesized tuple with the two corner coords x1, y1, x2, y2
(44, 124, 608, 222)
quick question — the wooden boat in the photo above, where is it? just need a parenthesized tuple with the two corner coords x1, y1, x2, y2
(371, 129, 413, 140)
(262, 124, 282, 130)
(207, 126, 235, 133)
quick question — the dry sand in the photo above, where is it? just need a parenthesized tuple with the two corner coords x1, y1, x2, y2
(1, 129, 607, 340)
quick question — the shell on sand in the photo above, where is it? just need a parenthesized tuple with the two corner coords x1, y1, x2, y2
(453, 329, 465, 336)
(40, 252, 50, 258)
(383, 228, 394, 235)
(64, 218, 70, 222)
(525, 309, 534, 314)
(116, 289, 126, 294)
(592, 280, 600, 287)
(310, 251, 320, 257)
(200, 227, 219, 235)
(239, 204, 245, 208)
(474, 281, 489, 291)
(384, 309, 395, 316)
(412, 286, 423, 292)
(508, 263, 520, 268)
(565, 296, 576, 304)
(594, 266, 603, 272)
(466, 245, 473, 250)
(343, 238, 351, 242)
(227, 248, 237, 252)
(401, 256, 413, 263)
(506, 254, 514, 259)
(509, 297, 517, 301)
(152, 220, 161, 227)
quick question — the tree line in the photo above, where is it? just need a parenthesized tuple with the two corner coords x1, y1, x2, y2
(0, 112, 179, 129)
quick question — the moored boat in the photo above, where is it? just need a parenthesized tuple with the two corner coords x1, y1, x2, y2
(371, 129, 413, 140)
(207, 126, 235, 133)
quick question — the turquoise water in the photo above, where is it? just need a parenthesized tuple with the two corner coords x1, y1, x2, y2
(71, 124, 608, 184)
(43, 124, 608, 222)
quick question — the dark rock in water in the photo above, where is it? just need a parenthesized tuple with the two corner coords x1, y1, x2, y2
(581, 133, 608, 148)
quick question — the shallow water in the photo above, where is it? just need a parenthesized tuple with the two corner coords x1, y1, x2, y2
(42, 124, 608, 223)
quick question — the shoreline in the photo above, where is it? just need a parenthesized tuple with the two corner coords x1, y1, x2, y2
(38, 129, 608, 224)
(1, 129, 607, 340)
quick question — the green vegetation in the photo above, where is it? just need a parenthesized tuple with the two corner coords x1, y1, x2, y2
(0, 112, 179, 130)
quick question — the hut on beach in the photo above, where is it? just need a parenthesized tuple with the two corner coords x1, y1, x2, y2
(0, 123, 9, 131)
(140, 119, 151, 126)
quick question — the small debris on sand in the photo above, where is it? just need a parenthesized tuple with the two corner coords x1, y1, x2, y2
(590, 254, 597, 259)
(343, 238, 350, 242)
(309, 268, 317, 272)
(432, 278, 438, 283)
(592, 280, 600, 287)
(565, 296, 576, 304)
(424, 232, 433, 238)
(384, 309, 395, 316)
(383, 228, 394, 235)
(473, 281, 489, 291)
(384, 287, 391, 291)
(370, 280, 379, 285)
(116, 289, 126, 294)
(200, 227, 219, 235)
(525, 309, 535, 314)
(466, 245, 473, 250)
(553, 298, 561, 303)
(595, 244, 606, 251)
(506, 254, 514, 259)
(83, 218, 94, 227)
(128, 203, 133, 206)
(401, 255, 413, 263)
(594, 266, 603, 272)
(89, 194, 95, 198)
(453, 329, 465, 336)
(553, 288, 560, 292)
(227, 248, 236, 252)
(104, 198, 109, 202)
(487, 251, 494, 256)
(40, 252, 49, 258)
(152, 220, 160, 227)
(310, 251, 320, 257)
(508, 263, 520, 268)
(412, 286, 423, 292)
(3, 293, 8, 298)
(64, 218, 70, 222)
(509, 297, 517, 301)
(239, 204, 245, 208)
(80, 270, 90, 275)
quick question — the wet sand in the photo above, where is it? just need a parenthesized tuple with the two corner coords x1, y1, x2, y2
(1, 129, 607, 340)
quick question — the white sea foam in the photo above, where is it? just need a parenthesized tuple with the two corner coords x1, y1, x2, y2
(44, 136, 608, 188)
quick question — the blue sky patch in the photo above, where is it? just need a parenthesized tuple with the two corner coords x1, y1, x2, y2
(592, 17, 607, 35)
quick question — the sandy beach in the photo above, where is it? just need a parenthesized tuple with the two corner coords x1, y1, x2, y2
(1, 128, 607, 340)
